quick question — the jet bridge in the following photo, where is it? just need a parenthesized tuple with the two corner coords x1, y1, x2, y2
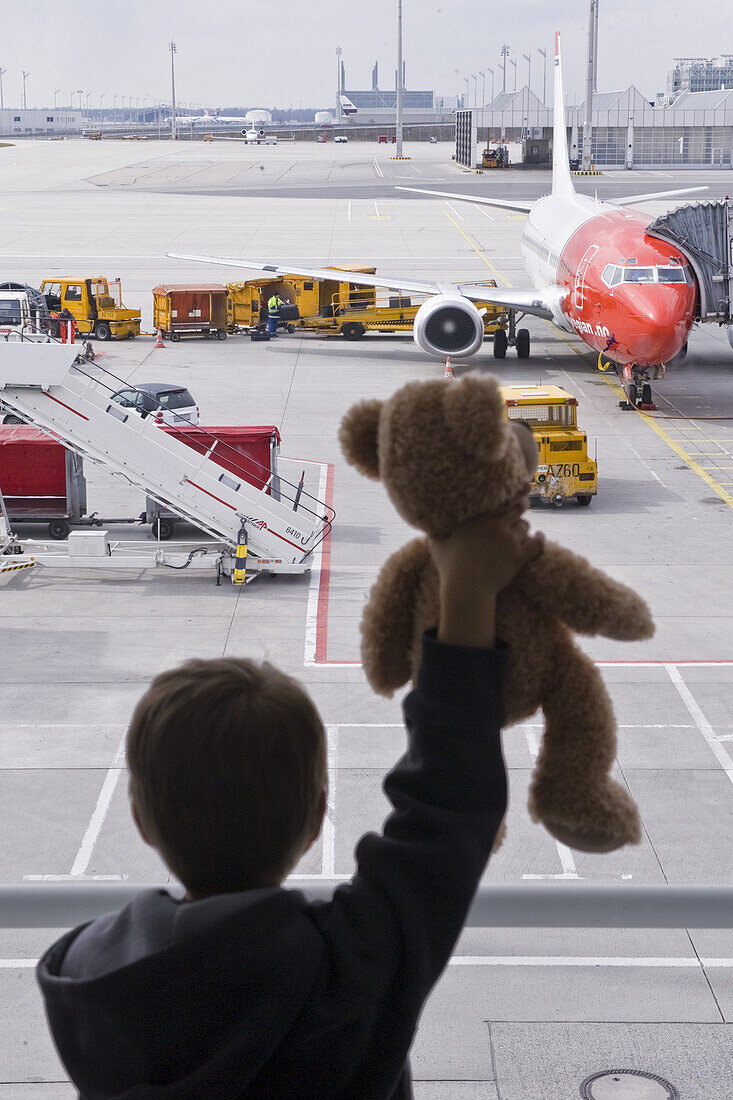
(646, 198, 733, 325)
(0, 340, 333, 581)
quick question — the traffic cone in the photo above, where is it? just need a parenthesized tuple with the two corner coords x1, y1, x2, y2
(155, 329, 165, 349)
(444, 356, 454, 380)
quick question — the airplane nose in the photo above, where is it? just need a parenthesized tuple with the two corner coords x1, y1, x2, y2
(618, 284, 694, 365)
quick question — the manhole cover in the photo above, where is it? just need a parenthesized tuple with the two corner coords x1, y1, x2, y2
(580, 1069, 680, 1099)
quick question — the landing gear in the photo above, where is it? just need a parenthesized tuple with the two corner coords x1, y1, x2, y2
(516, 328, 531, 359)
(620, 381, 638, 410)
(493, 329, 508, 359)
(619, 365, 658, 411)
(641, 383, 653, 407)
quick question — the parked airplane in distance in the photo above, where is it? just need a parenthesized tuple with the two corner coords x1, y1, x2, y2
(169, 33, 707, 408)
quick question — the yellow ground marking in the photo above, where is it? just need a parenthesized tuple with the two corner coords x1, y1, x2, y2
(551, 323, 733, 510)
(443, 210, 512, 287)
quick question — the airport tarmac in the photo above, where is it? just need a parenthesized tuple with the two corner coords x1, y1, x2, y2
(0, 138, 732, 1097)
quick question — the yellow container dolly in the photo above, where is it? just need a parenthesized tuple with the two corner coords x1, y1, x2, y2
(500, 385, 598, 507)
(39, 277, 141, 341)
(227, 267, 509, 345)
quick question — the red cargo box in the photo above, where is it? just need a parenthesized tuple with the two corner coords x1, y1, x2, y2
(0, 426, 71, 517)
(161, 425, 281, 493)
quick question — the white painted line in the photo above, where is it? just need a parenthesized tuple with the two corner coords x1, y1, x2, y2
(522, 729, 579, 880)
(303, 462, 329, 666)
(347, 200, 351, 222)
(444, 201, 464, 221)
(373, 200, 381, 218)
(24, 874, 127, 881)
(665, 664, 733, 784)
(69, 734, 127, 877)
(322, 725, 338, 877)
(479, 207, 495, 222)
(449, 956, 733, 968)
(371, 156, 384, 179)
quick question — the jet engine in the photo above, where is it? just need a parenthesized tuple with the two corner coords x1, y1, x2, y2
(413, 294, 484, 358)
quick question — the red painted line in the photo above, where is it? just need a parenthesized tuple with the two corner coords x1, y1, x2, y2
(43, 393, 89, 421)
(315, 463, 335, 663)
(183, 478, 237, 511)
(270, 527, 308, 554)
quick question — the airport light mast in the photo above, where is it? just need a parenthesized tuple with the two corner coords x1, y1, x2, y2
(538, 47, 547, 105)
(22, 71, 30, 111)
(169, 39, 177, 140)
(395, 0, 403, 157)
(581, 0, 599, 171)
(0, 70, 6, 111)
(335, 45, 342, 121)
(500, 45, 509, 94)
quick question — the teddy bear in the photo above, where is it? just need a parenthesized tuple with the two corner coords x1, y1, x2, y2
(338, 373, 655, 854)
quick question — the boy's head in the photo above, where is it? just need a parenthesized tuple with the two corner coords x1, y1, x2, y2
(126, 658, 327, 899)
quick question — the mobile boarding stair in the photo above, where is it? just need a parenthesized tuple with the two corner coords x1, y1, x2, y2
(0, 340, 334, 583)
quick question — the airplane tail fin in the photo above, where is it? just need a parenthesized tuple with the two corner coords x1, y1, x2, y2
(552, 32, 575, 199)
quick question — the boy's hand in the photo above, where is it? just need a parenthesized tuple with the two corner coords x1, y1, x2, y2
(428, 488, 544, 649)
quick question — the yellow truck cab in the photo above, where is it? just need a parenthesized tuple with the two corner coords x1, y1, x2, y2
(500, 385, 597, 507)
(40, 278, 141, 341)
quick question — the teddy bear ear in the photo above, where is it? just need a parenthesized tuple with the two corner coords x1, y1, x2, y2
(441, 373, 508, 459)
(339, 399, 383, 480)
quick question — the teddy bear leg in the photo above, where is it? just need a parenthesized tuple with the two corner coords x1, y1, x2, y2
(527, 645, 641, 853)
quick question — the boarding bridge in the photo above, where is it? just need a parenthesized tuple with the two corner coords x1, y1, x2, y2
(647, 198, 733, 323)
(0, 341, 333, 579)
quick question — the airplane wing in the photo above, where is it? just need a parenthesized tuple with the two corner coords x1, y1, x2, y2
(457, 284, 556, 320)
(611, 186, 708, 207)
(166, 253, 443, 296)
(395, 186, 533, 214)
(166, 252, 559, 318)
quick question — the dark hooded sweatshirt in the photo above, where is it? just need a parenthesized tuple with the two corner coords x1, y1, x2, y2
(37, 631, 509, 1099)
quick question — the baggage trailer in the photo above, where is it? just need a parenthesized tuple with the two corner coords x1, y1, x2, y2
(145, 425, 283, 540)
(153, 284, 228, 342)
(0, 426, 87, 539)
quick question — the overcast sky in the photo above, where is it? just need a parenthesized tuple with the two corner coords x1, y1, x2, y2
(5, 1, 732, 112)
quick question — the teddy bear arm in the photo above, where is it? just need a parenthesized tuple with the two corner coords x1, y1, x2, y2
(522, 542, 654, 640)
(361, 537, 432, 696)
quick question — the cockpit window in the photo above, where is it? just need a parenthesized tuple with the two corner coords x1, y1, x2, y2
(657, 266, 687, 283)
(623, 267, 655, 283)
(601, 263, 693, 288)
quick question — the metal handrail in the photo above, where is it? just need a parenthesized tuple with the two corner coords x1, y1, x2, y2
(1, 882, 732, 929)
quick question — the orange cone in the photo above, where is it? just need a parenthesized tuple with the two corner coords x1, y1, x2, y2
(444, 356, 454, 380)
(155, 329, 165, 349)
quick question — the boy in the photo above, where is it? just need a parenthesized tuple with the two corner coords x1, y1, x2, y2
(38, 493, 541, 1098)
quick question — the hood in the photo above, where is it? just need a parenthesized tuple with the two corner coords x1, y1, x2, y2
(37, 887, 324, 1099)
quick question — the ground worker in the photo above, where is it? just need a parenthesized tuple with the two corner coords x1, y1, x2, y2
(267, 293, 283, 337)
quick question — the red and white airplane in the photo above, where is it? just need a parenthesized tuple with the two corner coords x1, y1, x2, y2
(169, 33, 706, 408)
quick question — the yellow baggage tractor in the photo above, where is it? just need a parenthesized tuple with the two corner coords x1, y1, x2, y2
(500, 385, 598, 507)
(226, 267, 508, 343)
(40, 277, 141, 341)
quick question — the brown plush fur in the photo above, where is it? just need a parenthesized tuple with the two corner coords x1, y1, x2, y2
(340, 374, 655, 854)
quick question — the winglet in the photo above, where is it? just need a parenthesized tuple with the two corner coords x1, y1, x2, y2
(552, 33, 575, 199)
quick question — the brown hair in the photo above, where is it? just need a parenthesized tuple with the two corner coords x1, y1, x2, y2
(126, 658, 327, 897)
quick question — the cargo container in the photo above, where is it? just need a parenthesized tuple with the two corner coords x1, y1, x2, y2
(152, 284, 228, 341)
(0, 426, 87, 539)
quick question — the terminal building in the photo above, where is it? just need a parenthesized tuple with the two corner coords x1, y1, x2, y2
(0, 108, 82, 136)
(341, 60, 454, 124)
(665, 56, 733, 101)
(477, 84, 733, 168)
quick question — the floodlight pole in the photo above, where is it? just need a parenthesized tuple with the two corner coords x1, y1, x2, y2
(0, 70, 7, 111)
(22, 71, 30, 111)
(581, 0, 598, 171)
(169, 40, 177, 140)
(395, 0, 403, 157)
(538, 47, 547, 105)
(335, 46, 342, 121)
(500, 45, 509, 93)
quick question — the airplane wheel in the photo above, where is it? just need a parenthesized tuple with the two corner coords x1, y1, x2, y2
(642, 383, 652, 405)
(625, 382, 638, 407)
(516, 328, 531, 359)
(493, 329, 508, 359)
